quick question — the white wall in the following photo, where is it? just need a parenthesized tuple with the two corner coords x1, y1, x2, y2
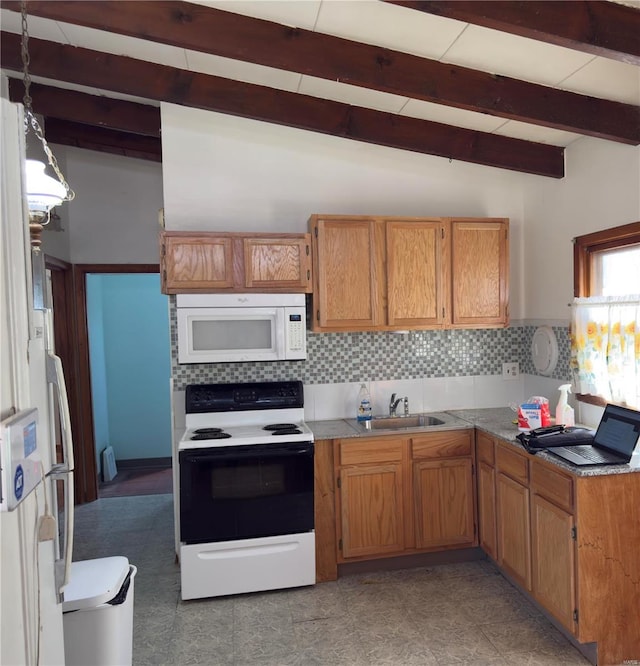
(522, 138, 640, 322)
(161, 103, 531, 320)
(42, 147, 164, 264)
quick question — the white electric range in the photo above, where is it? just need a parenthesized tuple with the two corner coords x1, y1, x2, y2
(177, 380, 315, 600)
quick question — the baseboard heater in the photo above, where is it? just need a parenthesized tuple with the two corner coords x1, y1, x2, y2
(101, 446, 118, 482)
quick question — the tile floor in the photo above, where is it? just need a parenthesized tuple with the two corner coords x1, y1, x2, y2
(73, 494, 591, 666)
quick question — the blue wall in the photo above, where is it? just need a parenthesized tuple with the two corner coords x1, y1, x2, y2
(87, 274, 171, 462)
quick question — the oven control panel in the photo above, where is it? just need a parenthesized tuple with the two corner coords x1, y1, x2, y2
(186, 380, 304, 413)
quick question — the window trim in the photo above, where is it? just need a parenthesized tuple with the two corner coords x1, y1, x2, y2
(572, 221, 640, 407)
(573, 221, 640, 298)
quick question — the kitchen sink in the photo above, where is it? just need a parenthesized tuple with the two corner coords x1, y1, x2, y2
(369, 414, 445, 430)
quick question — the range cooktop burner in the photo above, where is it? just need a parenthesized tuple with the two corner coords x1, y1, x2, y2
(263, 423, 298, 431)
(190, 431, 232, 441)
(271, 428, 303, 435)
(194, 427, 224, 435)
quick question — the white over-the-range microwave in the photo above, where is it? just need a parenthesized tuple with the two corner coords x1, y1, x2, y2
(176, 293, 307, 364)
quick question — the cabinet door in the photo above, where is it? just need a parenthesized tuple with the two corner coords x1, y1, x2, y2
(414, 458, 475, 549)
(477, 460, 497, 559)
(339, 462, 405, 558)
(243, 236, 311, 291)
(311, 218, 383, 330)
(497, 472, 531, 590)
(450, 219, 508, 327)
(386, 219, 445, 327)
(162, 234, 234, 292)
(531, 494, 576, 632)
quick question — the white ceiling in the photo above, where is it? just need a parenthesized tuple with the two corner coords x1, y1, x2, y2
(1, 0, 639, 148)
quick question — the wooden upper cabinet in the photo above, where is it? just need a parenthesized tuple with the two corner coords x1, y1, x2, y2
(243, 236, 311, 290)
(449, 218, 509, 328)
(386, 219, 447, 328)
(310, 215, 508, 332)
(161, 233, 234, 291)
(311, 216, 383, 330)
(160, 231, 312, 294)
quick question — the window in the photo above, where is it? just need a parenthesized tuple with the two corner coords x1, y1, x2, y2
(574, 221, 640, 298)
(572, 222, 640, 408)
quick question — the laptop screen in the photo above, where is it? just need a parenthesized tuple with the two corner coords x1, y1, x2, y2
(594, 404, 640, 456)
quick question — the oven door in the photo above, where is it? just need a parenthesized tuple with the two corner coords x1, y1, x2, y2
(179, 441, 314, 545)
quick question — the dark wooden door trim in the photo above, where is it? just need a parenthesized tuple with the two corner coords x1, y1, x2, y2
(71, 263, 160, 504)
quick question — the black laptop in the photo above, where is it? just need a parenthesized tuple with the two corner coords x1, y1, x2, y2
(547, 403, 640, 466)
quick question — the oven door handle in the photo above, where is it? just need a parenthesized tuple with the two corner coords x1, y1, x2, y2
(182, 443, 313, 463)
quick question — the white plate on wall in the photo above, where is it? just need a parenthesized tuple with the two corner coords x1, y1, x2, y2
(531, 326, 558, 376)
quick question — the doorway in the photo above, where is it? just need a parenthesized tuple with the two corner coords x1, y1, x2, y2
(86, 273, 171, 498)
(65, 263, 167, 503)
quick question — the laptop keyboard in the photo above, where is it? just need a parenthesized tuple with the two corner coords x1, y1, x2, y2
(570, 445, 619, 463)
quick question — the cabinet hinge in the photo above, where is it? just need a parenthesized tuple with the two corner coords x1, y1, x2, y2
(317, 310, 320, 322)
(442, 307, 445, 318)
(314, 227, 318, 238)
(571, 526, 577, 541)
(307, 269, 311, 280)
(306, 244, 310, 256)
(441, 228, 444, 239)
(573, 609, 579, 623)
(336, 477, 341, 489)
(338, 538, 343, 551)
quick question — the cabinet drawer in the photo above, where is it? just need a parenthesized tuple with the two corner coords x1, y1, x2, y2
(531, 462, 573, 513)
(339, 438, 404, 466)
(412, 431, 472, 459)
(476, 432, 495, 465)
(496, 443, 529, 484)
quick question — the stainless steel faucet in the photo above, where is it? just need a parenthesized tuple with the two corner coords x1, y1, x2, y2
(389, 393, 409, 417)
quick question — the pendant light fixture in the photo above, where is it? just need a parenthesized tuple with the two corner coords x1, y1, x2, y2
(20, 0, 75, 250)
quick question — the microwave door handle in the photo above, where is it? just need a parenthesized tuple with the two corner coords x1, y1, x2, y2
(275, 308, 286, 359)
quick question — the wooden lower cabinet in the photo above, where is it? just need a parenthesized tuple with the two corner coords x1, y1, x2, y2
(339, 462, 405, 558)
(530, 493, 576, 631)
(496, 471, 531, 590)
(335, 430, 476, 563)
(477, 460, 497, 559)
(336, 437, 407, 559)
(476, 431, 497, 559)
(480, 434, 640, 665)
(414, 458, 475, 549)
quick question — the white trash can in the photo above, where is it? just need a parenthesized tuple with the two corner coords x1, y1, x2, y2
(62, 556, 137, 666)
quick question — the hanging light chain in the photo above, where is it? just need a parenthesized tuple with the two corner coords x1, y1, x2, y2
(20, 0, 75, 203)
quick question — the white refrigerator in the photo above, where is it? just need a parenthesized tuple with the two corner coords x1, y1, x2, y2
(1, 95, 74, 664)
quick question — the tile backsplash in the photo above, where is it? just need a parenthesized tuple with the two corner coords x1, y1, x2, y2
(169, 297, 570, 390)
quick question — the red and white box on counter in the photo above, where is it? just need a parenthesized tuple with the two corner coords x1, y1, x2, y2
(517, 396, 551, 431)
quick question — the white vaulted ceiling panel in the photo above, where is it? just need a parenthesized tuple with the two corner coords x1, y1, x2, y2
(442, 24, 596, 87)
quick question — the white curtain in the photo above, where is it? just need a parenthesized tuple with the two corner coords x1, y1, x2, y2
(570, 296, 640, 407)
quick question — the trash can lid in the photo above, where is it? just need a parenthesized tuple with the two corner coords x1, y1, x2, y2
(62, 556, 130, 612)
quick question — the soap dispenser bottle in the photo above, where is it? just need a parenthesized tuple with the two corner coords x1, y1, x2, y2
(555, 384, 575, 427)
(357, 384, 372, 422)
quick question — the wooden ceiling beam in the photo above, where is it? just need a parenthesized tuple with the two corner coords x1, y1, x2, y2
(0, 32, 564, 177)
(41, 118, 162, 161)
(386, 1, 640, 66)
(2, 1, 638, 145)
(7, 80, 161, 136)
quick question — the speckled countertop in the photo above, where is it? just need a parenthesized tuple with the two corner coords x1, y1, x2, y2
(308, 407, 640, 477)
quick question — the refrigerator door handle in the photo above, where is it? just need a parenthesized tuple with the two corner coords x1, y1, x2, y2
(46, 352, 75, 596)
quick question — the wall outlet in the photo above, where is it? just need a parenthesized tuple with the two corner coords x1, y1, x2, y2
(502, 362, 519, 380)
